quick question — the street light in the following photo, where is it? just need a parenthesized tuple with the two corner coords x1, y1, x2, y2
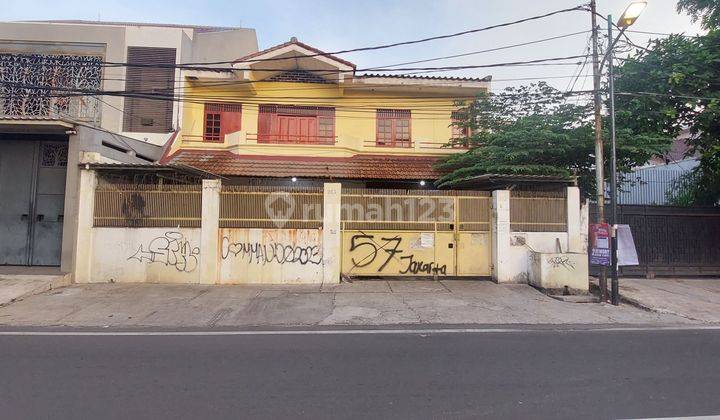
(617, 1, 647, 28)
(607, 2, 646, 305)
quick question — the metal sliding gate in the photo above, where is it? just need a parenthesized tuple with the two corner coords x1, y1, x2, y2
(340, 189, 492, 277)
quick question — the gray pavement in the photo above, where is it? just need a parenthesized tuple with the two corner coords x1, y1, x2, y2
(618, 278, 720, 322)
(0, 267, 70, 306)
(1, 328, 720, 419)
(0, 280, 694, 327)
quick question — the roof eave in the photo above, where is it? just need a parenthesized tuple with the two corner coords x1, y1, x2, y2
(349, 75, 490, 91)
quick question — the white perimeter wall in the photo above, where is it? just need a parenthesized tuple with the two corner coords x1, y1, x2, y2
(219, 229, 323, 284)
(506, 232, 570, 283)
(89, 227, 323, 284)
(92, 228, 201, 283)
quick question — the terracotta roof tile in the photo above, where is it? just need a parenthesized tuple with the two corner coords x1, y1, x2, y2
(357, 73, 492, 83)
(165, 150, 445, 180)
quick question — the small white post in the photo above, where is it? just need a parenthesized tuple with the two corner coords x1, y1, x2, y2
(73, 168, 97, 283)
(322, 183, 342, 284)
(491, 190, 512, 283)
(566, 186, 582, 253)
(200, 179, 221, 284)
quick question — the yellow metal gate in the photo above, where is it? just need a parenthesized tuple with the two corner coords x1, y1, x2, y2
(340, 189, 491, 277)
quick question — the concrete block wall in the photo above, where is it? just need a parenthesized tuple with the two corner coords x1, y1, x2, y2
(492, 187, 586, 285)
(73, 172, 585, 285)
(73, 173, 341, 285)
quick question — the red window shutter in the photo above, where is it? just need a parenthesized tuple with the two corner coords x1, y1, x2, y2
(203, 104, 221, 142)
(300, 117, 317, 143)
(257, 105, 334, 144)
(376, 109, 411, 147)
(220, 104, 242, 138)
(203, 103, 241, 142)
(258, 106, 273, 142)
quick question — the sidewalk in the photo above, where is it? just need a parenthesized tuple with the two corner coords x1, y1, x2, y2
(0, 280, 693, 328)
(617, 278, 720, 323)
(0, 266, 71, 307)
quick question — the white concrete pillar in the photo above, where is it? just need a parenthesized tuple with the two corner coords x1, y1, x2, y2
(580, 200, 590, 254)
(491, 190, 512, 283)
(60, 135, 81, 274)
(73, 168, 97, 283)
(566, 186, 582, 253)
(322, 183, 342, 284)
(200, 179, 221, 284)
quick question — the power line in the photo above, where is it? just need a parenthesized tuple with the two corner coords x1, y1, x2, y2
(0, 54, 589, 100)
(87, 30, 592, 84)
(0, 80, 594, 122)
(11, 4, 588, 71)
(566, 32, 593, 93)
(626, 30, 703, 38)
(5, 54, 589, 74)
(616, 91, 720, 101)
(365, 30, 591, 69)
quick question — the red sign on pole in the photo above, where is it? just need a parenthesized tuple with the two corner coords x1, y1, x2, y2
(590, 223, 611, 266)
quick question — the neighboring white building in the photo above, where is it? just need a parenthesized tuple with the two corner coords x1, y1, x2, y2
(0, 20, 258, 270)
(0, 20, 258, 144)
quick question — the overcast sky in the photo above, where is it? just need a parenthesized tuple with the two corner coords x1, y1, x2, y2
(2, 0, 704, 93)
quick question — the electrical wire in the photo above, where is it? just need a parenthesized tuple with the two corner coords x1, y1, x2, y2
(365, 30, 592, 69)
(616, 91, 719, 101)
(566, 33, 593, 93)
(7, 4, 588, 71)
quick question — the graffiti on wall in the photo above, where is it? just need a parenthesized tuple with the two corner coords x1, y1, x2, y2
(128, 231, 200, 273)
(221, 236, 322, 266)
(348, 233, 447, 275)
(547, 256, 575, 271)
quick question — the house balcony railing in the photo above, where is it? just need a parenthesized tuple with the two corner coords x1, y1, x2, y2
(182, 133, 339, 146)
(0, 94, 101, 125)
(362, 140, 463, 150)
(0, 52, 103, 125)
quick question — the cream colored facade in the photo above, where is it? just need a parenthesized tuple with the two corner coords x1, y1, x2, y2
(168, 40, 490, 162)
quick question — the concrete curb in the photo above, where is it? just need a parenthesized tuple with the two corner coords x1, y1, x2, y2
(617, 294, 707, 322)
(589, 281, 707, 322)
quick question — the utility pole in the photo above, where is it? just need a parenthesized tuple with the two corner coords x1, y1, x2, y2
(590, 0, 608, 302)
(607, 15, 620, 306)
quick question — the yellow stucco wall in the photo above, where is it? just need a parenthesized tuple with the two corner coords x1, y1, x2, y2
(175, 80, 470, 158)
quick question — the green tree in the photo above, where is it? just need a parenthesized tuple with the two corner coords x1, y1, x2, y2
(677, 0, 720, 30)
(436, 82, 670, 197)
(613, 22, 720, 205)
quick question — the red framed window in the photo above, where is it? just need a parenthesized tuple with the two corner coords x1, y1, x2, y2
(258, 105, 335, 144)
(451, 110, 471, 148)
(376, 109, 411, 147)
(203, 103, 242, 142)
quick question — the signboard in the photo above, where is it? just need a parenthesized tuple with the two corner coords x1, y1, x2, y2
(589, 223, 611, 266)
(616, 224, 639, 266)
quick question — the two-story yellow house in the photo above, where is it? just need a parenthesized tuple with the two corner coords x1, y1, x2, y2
(162, 38, 490, 187)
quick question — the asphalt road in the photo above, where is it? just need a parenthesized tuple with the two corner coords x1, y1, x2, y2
(1, 327, 719, 419)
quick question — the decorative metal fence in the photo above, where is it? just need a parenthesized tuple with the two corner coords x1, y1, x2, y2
(220, 185, 324, 229)
(340, 188, 491, 232)
(0, 53, 103, 124)
(591, 204, 720, 276)
(94, 184, 202, 227)
(510, 191, 567, 232)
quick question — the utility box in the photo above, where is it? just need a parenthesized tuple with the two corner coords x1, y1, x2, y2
(528, 252, 589, 293)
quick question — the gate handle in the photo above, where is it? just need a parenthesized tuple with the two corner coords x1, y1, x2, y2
(36, 214, 45, 222)
(21, 214, 28, 221)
